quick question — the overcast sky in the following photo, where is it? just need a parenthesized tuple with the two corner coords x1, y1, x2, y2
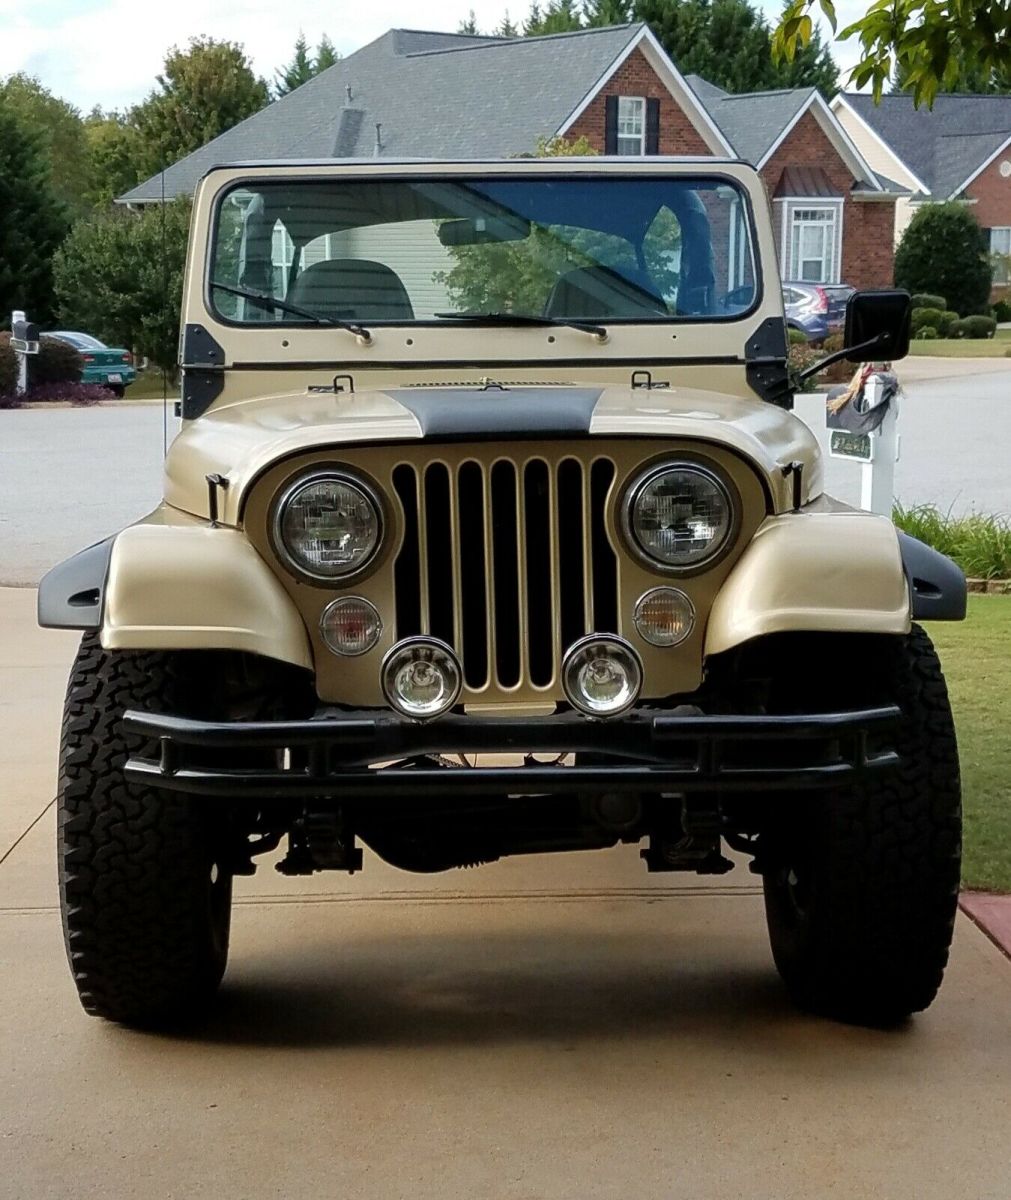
(0, 0, 865, 113)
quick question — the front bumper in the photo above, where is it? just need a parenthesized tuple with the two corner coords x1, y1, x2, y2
(122, 705, 901, 800)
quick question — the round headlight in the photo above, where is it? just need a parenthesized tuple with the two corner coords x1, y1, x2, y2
(625, 463, 733, 570)
(276, 474, 381, 579)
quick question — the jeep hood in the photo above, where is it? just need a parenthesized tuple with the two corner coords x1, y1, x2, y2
(163, 384, 822, 523)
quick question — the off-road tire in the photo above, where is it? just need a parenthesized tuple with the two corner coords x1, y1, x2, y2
(59, 635, 234, 1025)
(761, 625, 961, 1025)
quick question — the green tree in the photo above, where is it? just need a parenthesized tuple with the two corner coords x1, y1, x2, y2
(497, 11, 520, 35)
(131, 38, 269, 176)
(775, 0, 1011, 105)
(459, 10, 481, 32)
(275, 33, 314, 96)
(892, 57, 1011, 96)
(52, 200, 192, 376)
(894, 203, 992, 317)
(0, 74, 92, 219)
(0, 101, 69, 322)
(315, 35, 340, 71)
(524, 0, 584, 34)
(83, 109, 144, 206)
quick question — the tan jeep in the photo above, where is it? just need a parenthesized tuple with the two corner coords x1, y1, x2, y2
(40, 157, 966, 1028)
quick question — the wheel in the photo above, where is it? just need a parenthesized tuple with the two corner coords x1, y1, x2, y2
(760, 626, 961, 1025)
(59, 636, 236, 1025)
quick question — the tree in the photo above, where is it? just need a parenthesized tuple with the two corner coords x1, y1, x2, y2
(0, 74, 92, 219)
(894, 203, 992, 317)
(0, 101, 69, 322)
(83, 109, 145, 206)
(524, 0, 584, 34)
(774, 0, 1011, 106)
(315, 35, 340, 71)
(892, 57, 1011, 96)
(131, 38, 269, 176)
(53, 200, 192, 377)
(275, 33, 315, 96)
(497, 11, 520, 35)
(459, 10, 481, 32)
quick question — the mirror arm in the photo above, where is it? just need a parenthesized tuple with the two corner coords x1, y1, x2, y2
(795, 332, 891, 384)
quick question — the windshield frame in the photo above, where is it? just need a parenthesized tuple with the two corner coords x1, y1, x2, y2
(204, 170, 765, 331)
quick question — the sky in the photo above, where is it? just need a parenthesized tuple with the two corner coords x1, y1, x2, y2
(0, 0, 867, 114)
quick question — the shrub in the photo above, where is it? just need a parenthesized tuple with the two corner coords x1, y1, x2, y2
(788, 342, 821, 390)
(910, 292, 948, 311)
(961, 315, 997, 339)
(893, 504, 1011, 580)
(19, 382, 109, 405)
(937, 310, 961, 337)
(911, 306, 945, 333)
(993, 298, 1011, 322)
(916, 325, 939, 340)
(895, 203, 992, 316)
(787, 325, 808, 345)
(29, 335, 82, 385)
(822, 332, 844, 353)
(0, 331, 17, 396)
(789, 340, 852, 388)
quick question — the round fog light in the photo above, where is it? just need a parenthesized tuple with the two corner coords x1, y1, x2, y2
(320, 597, 382, 656)
(634, 587, 695, 647)
(382, 637, 462, 721)
(562, 635, 643, 718)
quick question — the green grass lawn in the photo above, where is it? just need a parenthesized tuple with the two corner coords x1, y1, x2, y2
(908, 328, 1011, 357)
(929, 596, 1011, 892)
(124, 371, 179, 401)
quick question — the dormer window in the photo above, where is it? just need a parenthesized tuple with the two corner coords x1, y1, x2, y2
(616, 97, 646, 155)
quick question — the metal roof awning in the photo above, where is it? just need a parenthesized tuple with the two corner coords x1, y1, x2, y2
(773, 165, 842, 198)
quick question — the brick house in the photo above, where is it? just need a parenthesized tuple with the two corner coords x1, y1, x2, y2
(122, 23, 899, 288)
(833, 93, 1011, 292)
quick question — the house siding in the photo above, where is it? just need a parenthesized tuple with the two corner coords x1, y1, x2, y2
(566, 48, 713, 155)
(760, 110, 896, 289)
(961, 153, 1011, 296)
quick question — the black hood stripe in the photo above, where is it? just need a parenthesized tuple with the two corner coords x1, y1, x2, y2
(386, 387, 603, 439)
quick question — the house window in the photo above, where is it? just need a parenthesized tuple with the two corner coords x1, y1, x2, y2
(787, 206, 839, 283)
(616, 97, 645, 155)
(990, 227, 1011, 285)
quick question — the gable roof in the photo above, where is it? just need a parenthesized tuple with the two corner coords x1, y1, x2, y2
(687, 78, 812, 165)
(839, 93, 1011, 199)
(121, 24, 646, 203)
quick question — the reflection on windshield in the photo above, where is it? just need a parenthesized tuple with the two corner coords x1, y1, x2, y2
(210, 177, 757, 326)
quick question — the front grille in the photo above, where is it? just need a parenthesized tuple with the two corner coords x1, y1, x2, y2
(392, 454, 618, 695)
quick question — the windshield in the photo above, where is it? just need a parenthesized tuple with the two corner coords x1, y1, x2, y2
(209, 175, 758, 327)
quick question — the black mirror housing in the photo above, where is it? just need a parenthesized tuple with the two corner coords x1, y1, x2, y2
(844, 289, 912, 363)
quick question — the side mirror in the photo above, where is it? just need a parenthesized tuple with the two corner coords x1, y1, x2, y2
(844, 289, 912, 363)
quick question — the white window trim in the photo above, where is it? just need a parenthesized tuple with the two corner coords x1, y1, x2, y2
(781, 199, 844, 283)
(616, 96, 646, 156)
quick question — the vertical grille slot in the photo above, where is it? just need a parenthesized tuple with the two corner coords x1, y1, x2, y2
(392, 464, 422, 638)
(590, 459, 618, 634)
(523, 460, 553, 686)
(490, 461, 521, 688)
(557, 459, 586, 657)
(423, 464, 454, 647)
(457, 462, 488, 689)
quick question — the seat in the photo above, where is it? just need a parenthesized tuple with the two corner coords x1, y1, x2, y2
(544, 264, 669, 320)
(286, 258, 415, 322)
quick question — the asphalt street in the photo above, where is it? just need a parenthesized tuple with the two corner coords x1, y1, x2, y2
(1, 357, 1009, 585)
(2, 586, 1010, 1198)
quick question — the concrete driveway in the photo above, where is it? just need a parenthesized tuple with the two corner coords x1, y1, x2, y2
(3, 585, 1010, 1199)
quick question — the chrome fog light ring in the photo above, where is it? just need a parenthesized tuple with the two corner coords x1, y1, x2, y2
(561, 634, 643, 719)
(381, 636, 463, 721)
(319, 596, 383, 656)
(633, 587, 696, 647)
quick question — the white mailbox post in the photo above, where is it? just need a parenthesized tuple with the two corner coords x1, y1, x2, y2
(10, 310, 40, 396)
(825, 370, 900, 518)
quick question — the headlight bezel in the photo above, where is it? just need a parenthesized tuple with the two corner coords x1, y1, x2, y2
(620, 457, 740, 576)
(271, 469, 385, 584)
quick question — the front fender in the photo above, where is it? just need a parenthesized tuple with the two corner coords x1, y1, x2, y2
(39, 509, 312, 671)
(705, 511, 911, 656)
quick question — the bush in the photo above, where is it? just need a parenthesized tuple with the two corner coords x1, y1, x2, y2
(910, 292, 948, 311)
(937, 310, 961, 337)
(992, 298, 1011, 322)
(911, 306, 945, 333)
(895, 203, 992, 316)
(0, 331, 17, 396)
(893, 504, 1011, 580)
(822, 332, 844, 353)
(29, 335, 82, 386)
(787, 325, 808, 345)
(961, 315, 997, 339)
(916, 325, 939, 340)
(19, 382, 109, 405)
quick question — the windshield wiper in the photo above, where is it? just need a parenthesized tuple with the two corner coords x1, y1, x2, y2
(436, 311, 607, 339)
(210, 281, 372, 341)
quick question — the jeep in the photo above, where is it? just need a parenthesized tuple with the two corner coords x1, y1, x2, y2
(40, 157, 966, 1027)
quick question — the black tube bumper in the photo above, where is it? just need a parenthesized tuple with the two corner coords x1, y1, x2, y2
(122, 705, 901, 800)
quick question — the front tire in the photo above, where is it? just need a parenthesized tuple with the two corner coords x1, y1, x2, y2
(761, 626, 961, 1024)
(59, 636, 234, 1025)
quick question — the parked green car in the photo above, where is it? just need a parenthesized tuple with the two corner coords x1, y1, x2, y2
(50, 331, 136, 397)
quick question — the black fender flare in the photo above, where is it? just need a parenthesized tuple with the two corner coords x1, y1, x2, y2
(37, 537, 113, 630)
(898, 532, 967, 621)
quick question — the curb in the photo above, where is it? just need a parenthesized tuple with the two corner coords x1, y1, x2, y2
(966, 578, 1011, 595)
(960, 893, 1011, 960)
